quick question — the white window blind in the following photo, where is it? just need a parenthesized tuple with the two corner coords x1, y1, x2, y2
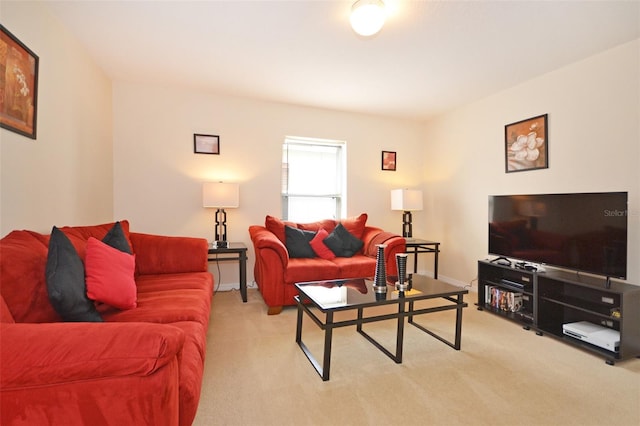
(282, 137, 346, 222)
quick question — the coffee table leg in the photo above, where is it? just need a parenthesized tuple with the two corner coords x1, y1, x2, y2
(295, 301, 303, 343)
(433, 245, 439, 279)
(407, 300, 415, 324)
(322, 311, 334, 381)
(454, 294, 464, 349)
(395, 301, 405, 363)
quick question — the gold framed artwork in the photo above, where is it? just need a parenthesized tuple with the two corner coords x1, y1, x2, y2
(0, 25, 39, 139)
(505, 114, 548, 173)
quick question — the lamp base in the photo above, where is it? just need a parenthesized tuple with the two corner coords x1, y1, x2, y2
(402, 211, 413, 238)
(212, 240, 228, 249)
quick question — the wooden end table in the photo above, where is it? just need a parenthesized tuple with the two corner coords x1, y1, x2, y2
(207, 242, 248, 302)
(404, 238, 440, 278)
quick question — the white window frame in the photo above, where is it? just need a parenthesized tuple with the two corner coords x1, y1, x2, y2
(282, 136, 347, 222)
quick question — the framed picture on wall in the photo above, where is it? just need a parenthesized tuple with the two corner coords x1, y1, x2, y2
(382, 151, 396, 171)
(0, 25, 39, 139)
(505, 114, 548, 173)
(194, 134, 220, 154)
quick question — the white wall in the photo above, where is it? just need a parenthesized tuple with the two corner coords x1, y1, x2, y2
(0, 1, 113, 236)
(423, 39, 640, 286)
(4, 2, 637, 290)
(112, 83, 425, 287)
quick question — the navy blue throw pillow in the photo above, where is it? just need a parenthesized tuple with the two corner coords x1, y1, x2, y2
(285, 225, 316, 258)
(45, 227, 103, 322)
(324, 223, 364, 257)
(102, 221, 132, 254)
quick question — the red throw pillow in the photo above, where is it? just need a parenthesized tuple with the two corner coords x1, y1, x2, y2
(265, 215, 296, 244)
(340, 213, 367, 239)
(85, 237, 137, 310)
(310, 228, 336, 260)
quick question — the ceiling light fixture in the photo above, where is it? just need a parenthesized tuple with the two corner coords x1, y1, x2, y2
(350, 0, 386, 37)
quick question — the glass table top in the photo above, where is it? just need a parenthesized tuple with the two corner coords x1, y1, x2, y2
(295, 275, 466, 311)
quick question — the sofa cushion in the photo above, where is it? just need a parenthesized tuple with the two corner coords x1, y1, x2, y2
(85, 237, 137, 310)
(130, 233, 209, 275)
(0, 230, 60, 323)
(284, 258, 341, 284)
(310, 228, 336, 260)
(53, 220, 134, 260)
(265, 216, 297, 244)
(285, 225, 316, 258)
(265, 214, 368, 245)
(1, 295, 15, 323)
(101, 275, 213, 327)
(135, 272, 214, 296)
(332, 255, 377, 278)
(324, 223, 364, 257)
(45, 227, 103, 322)
(340, 213, 368, 239)
(101, 288, 210, 326)
(297, 219, 338, 234)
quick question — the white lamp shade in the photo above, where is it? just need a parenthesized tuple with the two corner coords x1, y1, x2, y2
(350, 0, 386, 36)
(391, 189, 423, 211)
(203, 182, 239, 208)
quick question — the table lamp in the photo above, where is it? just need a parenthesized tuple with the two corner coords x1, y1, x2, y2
(203, 182, 239, 248)
(391, 189, 423, 238)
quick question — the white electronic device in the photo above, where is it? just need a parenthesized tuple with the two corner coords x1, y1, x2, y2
(562, 321, 620, 352)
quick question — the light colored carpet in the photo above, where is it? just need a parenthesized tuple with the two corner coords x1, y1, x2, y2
(193, 288, 640, 426)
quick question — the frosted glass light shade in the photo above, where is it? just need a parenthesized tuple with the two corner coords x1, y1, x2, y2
(391, 189, 423, 211)
(350, 0, 386, 36)
(202, 182, 239, 208)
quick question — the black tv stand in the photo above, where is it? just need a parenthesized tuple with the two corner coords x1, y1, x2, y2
(477, 260, 640, 365)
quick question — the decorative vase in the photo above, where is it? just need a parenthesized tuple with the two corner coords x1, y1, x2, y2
(373, 244, 387, 294)
(395, 253, 409, 292)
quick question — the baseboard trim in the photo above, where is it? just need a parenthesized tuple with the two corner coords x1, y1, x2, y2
(216, 283, 238, 292)
(416, 270, 476, 293)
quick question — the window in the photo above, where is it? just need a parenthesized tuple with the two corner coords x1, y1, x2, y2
(282, 137, 346, 222)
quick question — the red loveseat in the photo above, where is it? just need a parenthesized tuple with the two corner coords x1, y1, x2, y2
(0, 221, 213, 426)
(249, 214, 405, 314)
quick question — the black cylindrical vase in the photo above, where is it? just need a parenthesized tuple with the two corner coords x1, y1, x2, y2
(373, 244, 387, 294)
(395, 253, 409, 292)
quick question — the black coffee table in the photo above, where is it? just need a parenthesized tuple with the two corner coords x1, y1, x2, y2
(294, 274, 468, 381)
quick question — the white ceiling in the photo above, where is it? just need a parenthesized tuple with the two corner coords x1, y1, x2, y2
(45, 0, 640, 121)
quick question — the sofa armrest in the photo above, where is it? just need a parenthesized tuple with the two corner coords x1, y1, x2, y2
(249, 225, 289, 268)
(0, 322, 184, 389)
(361, 226, 406, 275)
(130, 232, 208, 275)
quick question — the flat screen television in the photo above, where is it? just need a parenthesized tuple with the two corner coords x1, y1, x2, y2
(489, 192, 628, 279)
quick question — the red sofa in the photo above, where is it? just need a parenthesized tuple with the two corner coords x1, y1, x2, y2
(0, 221, 213, 426)
(249, 214, 406, 314)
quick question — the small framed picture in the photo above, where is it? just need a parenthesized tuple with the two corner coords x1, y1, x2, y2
(505, 114, 548, 173)
(0, 25, 39, 139)
(382, 151, 396, 171)
(194, 134, 220, 155)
